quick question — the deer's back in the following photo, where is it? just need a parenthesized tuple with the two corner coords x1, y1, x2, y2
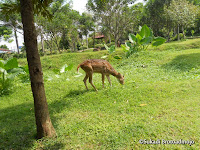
(80, 59, 115, 74)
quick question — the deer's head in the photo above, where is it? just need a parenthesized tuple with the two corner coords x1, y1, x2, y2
(117, 73, 124, 85)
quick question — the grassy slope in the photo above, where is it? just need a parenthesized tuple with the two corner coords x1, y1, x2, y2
(0, 39, 200, 149)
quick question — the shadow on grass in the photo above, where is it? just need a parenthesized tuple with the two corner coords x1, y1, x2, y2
(0, 102, 65, 150)
(162, 53, 200, 71)
(0, 102, 36, 149)
(64, 89, 91, 98)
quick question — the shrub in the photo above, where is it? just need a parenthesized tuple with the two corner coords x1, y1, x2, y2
(95, 44, 104, 48)
(0, 57, 25, 95)
(106, 42, 115, 47)
(79, 46, 87, 50)
(171, 33, 184, 41)
(121, 24, 166, 58)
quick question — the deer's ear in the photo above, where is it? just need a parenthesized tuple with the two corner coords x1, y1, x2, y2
(123, 75, 125, 78)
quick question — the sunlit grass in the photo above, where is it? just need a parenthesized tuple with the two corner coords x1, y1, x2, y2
(0, 39, 200, 149)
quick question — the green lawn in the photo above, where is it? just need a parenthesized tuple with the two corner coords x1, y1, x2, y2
(0, 39, 200, 149)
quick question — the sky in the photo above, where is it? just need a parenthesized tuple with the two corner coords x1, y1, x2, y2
(0, 0, 143, 51)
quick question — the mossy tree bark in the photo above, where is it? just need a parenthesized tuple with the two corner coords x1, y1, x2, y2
(20, 0, 56, 139)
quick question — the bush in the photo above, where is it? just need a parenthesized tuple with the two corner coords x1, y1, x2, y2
(94, 44, 105, 50)
(95, 44, 104, 48)
(13, 53, 26, 58)
(171, 33, 184, 41)
(107, 42, 115, 47)
(79, 46, 87, 50)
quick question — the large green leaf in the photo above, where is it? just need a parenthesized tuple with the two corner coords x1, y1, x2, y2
(7, 68, 24, 80)
(125, 42, 132, 48)
(108, 45, 115, 54)
(4, 57, 18, 70)
(104, 44, 109, 50)
(136, 33, 142, 43)
(140, 37, 152, 45)
(0, 60, 4, 69)
(152, 37, 166, 46)
(121, 44, 129, 52)
(60, 64, 73, 73)
(140, 24, 150, 38)
(129, 34, 137, 43)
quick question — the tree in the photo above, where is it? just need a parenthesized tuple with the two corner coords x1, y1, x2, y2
(79, 13, 95, 49)
(0, 25, 13, 42)
(164, 0, 199, 40)
(36, 1, 80, 52)
(19, 0, 56, 139)
(0, 44, 8, 49)
(142, 0, 172, 36)
(87, 0, 136, 46)
(0, 13, 22, 54)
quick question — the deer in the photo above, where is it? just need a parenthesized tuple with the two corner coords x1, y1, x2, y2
(77, 59, 124, 91)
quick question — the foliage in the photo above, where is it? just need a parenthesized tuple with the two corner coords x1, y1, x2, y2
(95, 44, 104, 48)
(79, 13, 95, 49)
(87, 0, 137, 46)
(0, 44, 8, 49)
(164, 0, 199, 28)
(52, 64, 73, 75)
(106, 42, 115, 47)
(191, 30, 195, 36)
(104, 44, 115, 54)
(0, 57, 24, 94)
(121, 24, 166, 57)
(79, 46, 87, 50)
(0, 25, 12, 42)
(164, 0, 199, 40)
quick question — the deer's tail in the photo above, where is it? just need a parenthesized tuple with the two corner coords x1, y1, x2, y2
(77, 64, 81, 73)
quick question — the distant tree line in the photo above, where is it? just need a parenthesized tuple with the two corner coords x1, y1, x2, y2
(0, 0, 199, 54)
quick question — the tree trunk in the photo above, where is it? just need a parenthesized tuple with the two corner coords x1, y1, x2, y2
(14, 27, 20, 54)
(41, 33, 44, 54)
(177, 24, 180, 41)
(93, 30, 95, 48)
(20, 0, 56, 139)
(182, 26, 185, 39)
(86, 34, 88, 49)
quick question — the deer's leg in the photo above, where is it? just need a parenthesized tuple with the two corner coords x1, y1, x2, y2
(88, 72, 98, 91)
(106, 75, 112, 86)
(102, 74, 105, 88)
(83, 74, 89, 90)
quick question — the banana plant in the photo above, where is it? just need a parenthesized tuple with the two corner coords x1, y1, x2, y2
(0, 57, 24, 92)
(121, 24, 166, 58)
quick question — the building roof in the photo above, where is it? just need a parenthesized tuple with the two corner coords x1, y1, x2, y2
(0, 48, 12, 53)
(95, 35, 105, 39)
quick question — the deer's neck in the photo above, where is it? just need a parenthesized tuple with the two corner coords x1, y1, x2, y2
(110, 70, 119, 77)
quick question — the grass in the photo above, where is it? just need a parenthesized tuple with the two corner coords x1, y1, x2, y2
(0, 38, 200, 149)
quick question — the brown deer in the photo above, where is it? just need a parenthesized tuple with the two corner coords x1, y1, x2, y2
(77, 59, 124, 91)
